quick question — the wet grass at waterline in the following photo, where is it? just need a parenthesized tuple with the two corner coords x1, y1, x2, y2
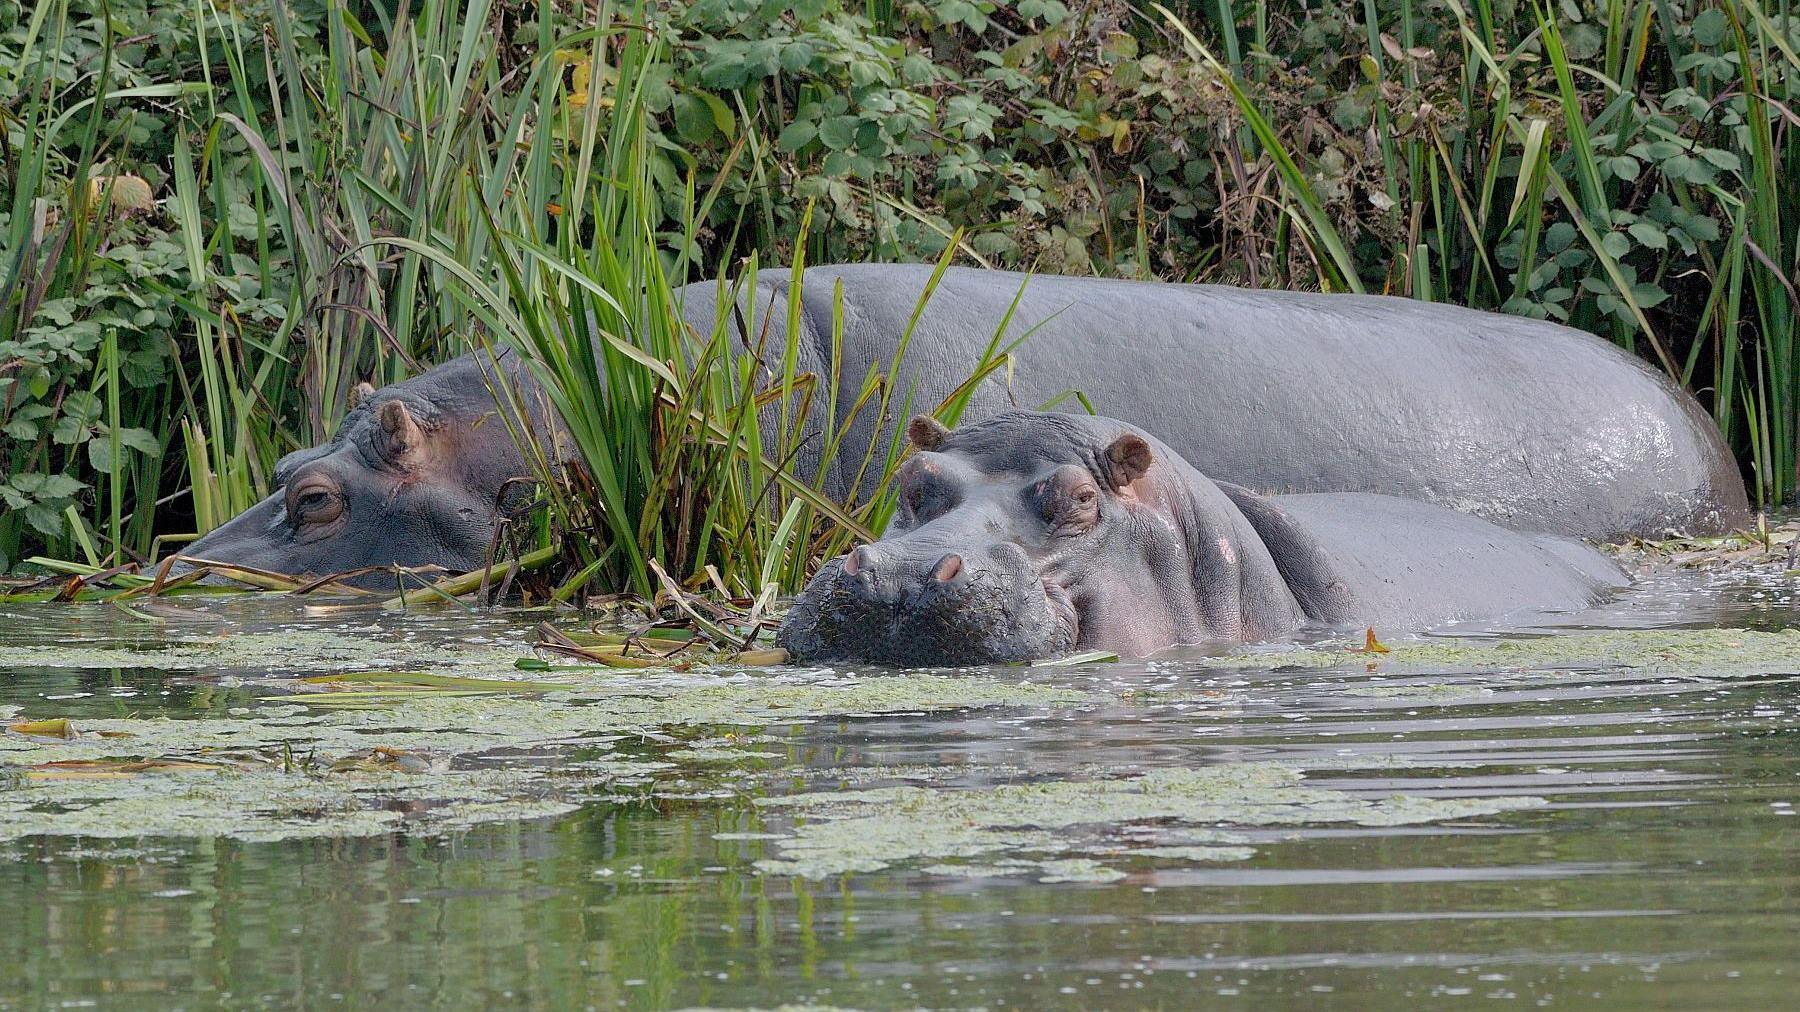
(1, 554, 800, 667)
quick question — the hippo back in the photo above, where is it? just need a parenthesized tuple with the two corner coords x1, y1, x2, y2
(685, 265, 1747, 542)
(1258, 492, 1630, 631)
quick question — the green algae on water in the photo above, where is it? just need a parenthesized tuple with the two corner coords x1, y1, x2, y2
(752, 761, 1545, 881)
(0, 669, 1096, 847)
(0, 629, 523, 675)
(1206, 628, 1800, 677)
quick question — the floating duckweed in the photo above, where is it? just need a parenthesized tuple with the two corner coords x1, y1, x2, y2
(752, 762, 1544, 880)
(0, 630, 522, 675)
(0, 669, 1095, 847)
(1205, 628, 1800, 676)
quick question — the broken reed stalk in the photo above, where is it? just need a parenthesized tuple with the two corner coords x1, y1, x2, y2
(381, 545, 559, 610)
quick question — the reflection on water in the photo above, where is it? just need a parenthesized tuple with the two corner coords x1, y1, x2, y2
(0, 566, 1795, 1008)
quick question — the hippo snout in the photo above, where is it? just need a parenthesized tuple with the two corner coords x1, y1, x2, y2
(839, 544, 969, 607)
(777, 541, 1076, 667)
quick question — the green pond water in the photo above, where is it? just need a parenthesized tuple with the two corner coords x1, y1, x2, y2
(0, 564, 1795, 1009)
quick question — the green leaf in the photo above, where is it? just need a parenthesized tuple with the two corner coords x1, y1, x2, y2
(117, 427, 159, 453)
(1544, 221, 1578, 253)
(777, 120, 817, 152)
(822, 150, 854, 176)
(87, 440, 116, 473)
(1692, 8, 1728, 46)
(1628, 221, 1667, 250)
(1663, 154, 1714, 185)
(672, 93, 715, 144)
(778, 41, 814, 73)
(1684, 214, 1721, 243)
(1700, 147, 1742, 172)
(38, 474, 85, 499)
(901, 53, 936, 84)
(817, 116, 857, 150)
(23, 503, 64, 538)
(1631, 282, 1670, 309)
(696, 89, 736, 138)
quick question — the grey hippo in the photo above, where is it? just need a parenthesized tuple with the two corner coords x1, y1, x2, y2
(184, 265, 1747, 580)
(777, 411, 1630, 665)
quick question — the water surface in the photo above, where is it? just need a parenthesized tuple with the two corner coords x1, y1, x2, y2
(0, 565, 1794, 1009)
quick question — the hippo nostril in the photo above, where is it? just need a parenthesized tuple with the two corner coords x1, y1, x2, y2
(844, 546, 872, 576)
(930, 553, 963, 583)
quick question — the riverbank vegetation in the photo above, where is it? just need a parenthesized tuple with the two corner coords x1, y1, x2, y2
(4, 0, 1798, 590)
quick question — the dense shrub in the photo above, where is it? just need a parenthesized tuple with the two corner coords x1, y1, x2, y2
(4, 0, 1799, 571)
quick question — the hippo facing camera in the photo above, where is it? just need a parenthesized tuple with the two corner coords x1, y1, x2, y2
(776, 411, 1628, 667)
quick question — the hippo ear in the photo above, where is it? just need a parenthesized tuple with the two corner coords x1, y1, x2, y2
(1102, 433, 1154, 490)
(349, 381, 376, 410)
(377, 399, 425, 459)
(907, 415, 950, 451)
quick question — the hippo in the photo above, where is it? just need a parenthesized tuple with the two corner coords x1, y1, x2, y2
(185, 266, 1746, 580)
(777, 412, 1630, 665)
(182, 351, 559, 580)
(732, 266, 1745, 540)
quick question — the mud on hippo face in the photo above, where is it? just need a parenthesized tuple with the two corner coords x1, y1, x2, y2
(183, 356, 545, 586)
(776, 411, 1278, 666)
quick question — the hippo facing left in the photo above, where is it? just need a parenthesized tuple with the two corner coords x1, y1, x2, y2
(776, 411, 1629, 666)
(184, 352, 560, 585)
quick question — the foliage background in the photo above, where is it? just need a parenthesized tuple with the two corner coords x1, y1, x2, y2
(3, 0, 1796, 572)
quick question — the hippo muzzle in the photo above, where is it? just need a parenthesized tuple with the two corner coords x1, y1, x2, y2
(777, 540, 1078, 667)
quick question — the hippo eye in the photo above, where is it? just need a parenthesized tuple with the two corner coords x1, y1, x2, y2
(288, 481, 344, 531)
(901, 467, 958, 523)
(1046, 483, 1100, 536)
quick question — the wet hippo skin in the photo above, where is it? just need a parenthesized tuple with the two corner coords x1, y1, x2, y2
(715, 265, 1746, 542)
(186, 266, 1746, 582)
(777, 412, 1630, 666)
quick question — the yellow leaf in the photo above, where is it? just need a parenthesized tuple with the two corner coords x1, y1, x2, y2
(1111, 118, 1132, 155)
(8, 718, 77, 741)
(87, 174, 155, 214)
(25, 758, 225, 780)
(1355, 627, 1391, 654)
(561, 52, 593, 110)
(733, 648, 789, 666)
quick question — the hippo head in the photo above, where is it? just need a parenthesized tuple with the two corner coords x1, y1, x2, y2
(183, 355, 548, 587)
(777, 411, 1306, 666)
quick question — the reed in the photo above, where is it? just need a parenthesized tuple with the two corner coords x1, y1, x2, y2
(1178, 0, 1799, 507)
(178, 1, 1010, 598)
